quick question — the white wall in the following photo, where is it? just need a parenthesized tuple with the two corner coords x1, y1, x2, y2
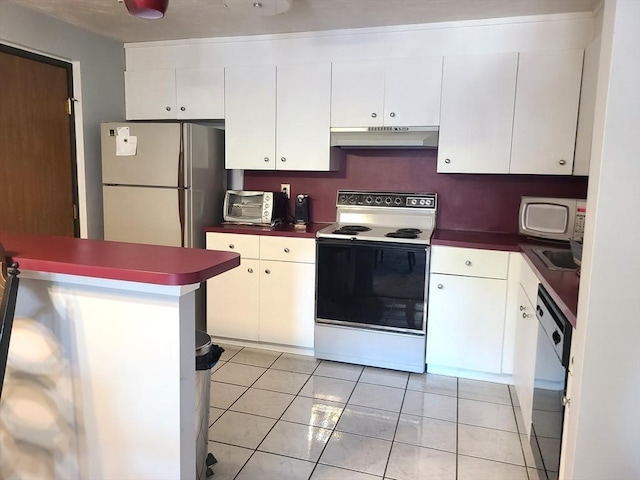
(125, 13, 595, 69)
(0, 0, 125, 239)
(561, 0, 640, 478)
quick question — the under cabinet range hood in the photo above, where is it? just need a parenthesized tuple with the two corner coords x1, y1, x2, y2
(330, 126, 439, 149)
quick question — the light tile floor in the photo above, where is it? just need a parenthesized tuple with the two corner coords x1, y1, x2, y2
(207, 345, 549, 480)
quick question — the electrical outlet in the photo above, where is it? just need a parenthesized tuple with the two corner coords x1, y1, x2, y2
(280, 183, 291, 199)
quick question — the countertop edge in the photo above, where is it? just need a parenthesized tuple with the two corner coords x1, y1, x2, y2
(1, 233, 241, 286)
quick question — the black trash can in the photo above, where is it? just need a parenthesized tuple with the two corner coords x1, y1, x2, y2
(195, 331, 223, 479)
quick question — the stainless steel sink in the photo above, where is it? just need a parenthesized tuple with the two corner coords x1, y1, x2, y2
(531, 247, 579, 271)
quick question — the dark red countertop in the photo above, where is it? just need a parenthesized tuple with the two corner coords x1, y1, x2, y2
(204, 222, 329, 238)
(433, 229, 580, 327)
(0, 232, 240, 286)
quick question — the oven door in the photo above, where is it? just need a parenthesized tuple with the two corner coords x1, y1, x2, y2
(315, 238, 429, 334)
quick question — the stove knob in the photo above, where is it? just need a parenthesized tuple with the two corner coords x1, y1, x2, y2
(385, 197, 392, 205)
(365, 196, 373, 204)
(375, 197, 382, 204)
(338, 194, 347, 204)
(394, 197, 402, 205)
(552, 330, 562, 345)
(420, 199, 426, 205)
(410, 199, 417, 205)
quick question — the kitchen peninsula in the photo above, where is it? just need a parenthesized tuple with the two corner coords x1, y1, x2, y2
(0, 233, 239, 479)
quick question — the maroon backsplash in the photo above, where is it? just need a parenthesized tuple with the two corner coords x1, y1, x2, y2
(243, 150, 588, 233)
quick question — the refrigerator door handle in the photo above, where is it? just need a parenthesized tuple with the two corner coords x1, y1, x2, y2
(178, 124, 186, 248)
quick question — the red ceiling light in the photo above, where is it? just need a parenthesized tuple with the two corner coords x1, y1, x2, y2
(124, 0, 169, 19)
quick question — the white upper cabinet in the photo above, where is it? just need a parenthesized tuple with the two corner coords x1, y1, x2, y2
(510, 49, 584, 175)
(125, 67, 224, 120)
(573, 37, 600, 176)
(226, 62, 337, 171)
(125, 69, 176, 120)
(331, 60, 385, 127)
(384, 57, 442, 127)
(175, 68, 225, 119)
(225, 64, 277, 170)
(276, 63, 334, 171)
(330, 57, 442, 128)
(438, 53, 518, 174)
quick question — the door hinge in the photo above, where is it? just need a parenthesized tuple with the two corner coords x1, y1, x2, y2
(73, 204, 78, 220)
(66, 97, 77, 115)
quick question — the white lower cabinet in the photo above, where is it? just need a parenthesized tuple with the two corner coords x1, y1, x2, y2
(513, 283, 538, 437)
(512, 255, 542, 437)
(426, 246, 509, 375)
(205, 232, 315, 349)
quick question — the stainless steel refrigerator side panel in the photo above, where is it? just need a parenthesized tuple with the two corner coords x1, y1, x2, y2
(100, 122, 181, 187)
(187, 125, 226, 249)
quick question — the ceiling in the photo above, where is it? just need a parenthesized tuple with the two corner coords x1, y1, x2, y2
(10, 0, 600, 44)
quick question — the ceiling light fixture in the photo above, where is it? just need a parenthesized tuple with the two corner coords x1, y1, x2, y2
(223, 0, 292, 16)
(123, 0, 169, 19)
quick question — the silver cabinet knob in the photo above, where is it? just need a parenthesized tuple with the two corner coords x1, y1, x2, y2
(166, 106, 171, 111)
(522, 312, 529, 319)
(437, 284, 443, 289)
(281, 157, 286, 162)
(465, 260, 472, 266)
(265, 269, 271, 274)
(389, 112, 396, 117)
(444, 158, 451, 164)
(371, 112, 377, 118)
(284, 248, 290, 253)
(264, 157, 270, 162)
(559, 159, 567, 165)
(229, 244, 234, 249)
(520, 305, 525, 311)
(561, 395, 570, 407)
(180, 106, 186, 111)
(247, 268, 253, 273)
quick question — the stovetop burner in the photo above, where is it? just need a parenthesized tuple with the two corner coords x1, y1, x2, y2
(385, 231, 418, 239)
(332, 225, 372, 235)
(396, 228, 422, 235)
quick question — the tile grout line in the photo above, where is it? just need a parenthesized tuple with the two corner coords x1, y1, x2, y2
(308, 361, 365, 479)
(381, 371, 410, 479)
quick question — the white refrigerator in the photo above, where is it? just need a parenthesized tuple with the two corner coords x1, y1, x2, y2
(101, 122, 226, 249)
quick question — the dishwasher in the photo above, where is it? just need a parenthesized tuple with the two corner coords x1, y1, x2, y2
(530, 284, 573, 479)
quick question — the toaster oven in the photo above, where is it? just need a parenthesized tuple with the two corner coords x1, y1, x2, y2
(223, 190, 288, 225)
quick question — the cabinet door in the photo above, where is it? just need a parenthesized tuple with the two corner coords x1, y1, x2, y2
(125, 69, 176, 120)
(426, 273, 507, 373)
(225, 64, 277, 169)
(259, 260, 315, 348)
(276, 63, 332, 171)
(176, 68, 225, 119)
(331, 60, 385, 127)
(513, 284, 539, 437)
(510, 49, 584, 175)
(206, 258, 260, 341)
(384, 57, 443, 127)
(438, 53, 518, 173)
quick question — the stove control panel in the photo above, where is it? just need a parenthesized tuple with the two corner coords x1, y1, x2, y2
(336, 190, 437, 209)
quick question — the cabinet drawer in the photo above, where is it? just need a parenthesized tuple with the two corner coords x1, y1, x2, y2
(260, 236, 316, 263)
(206, 232, 259, 259)
(431, 246, 509, 279)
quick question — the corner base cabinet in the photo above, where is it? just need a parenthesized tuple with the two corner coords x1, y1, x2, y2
(205, 232, 315, 349)
(426, 246, 510, 375)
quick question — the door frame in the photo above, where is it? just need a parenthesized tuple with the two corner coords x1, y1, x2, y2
(0, 43, 80, 237)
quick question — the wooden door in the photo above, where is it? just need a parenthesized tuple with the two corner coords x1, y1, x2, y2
(0, 46, 78, 237)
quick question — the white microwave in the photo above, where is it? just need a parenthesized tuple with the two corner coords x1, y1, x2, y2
(519, 197, 586, 241)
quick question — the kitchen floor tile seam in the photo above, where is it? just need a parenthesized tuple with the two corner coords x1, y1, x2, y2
(505, 380, 534, 480)
(455, 377, 460, 480)
(456, 452, 533, 470)
(226, 355, 282, 369)
(456, 419, 520, 435)
(380, 380, 410, 479)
